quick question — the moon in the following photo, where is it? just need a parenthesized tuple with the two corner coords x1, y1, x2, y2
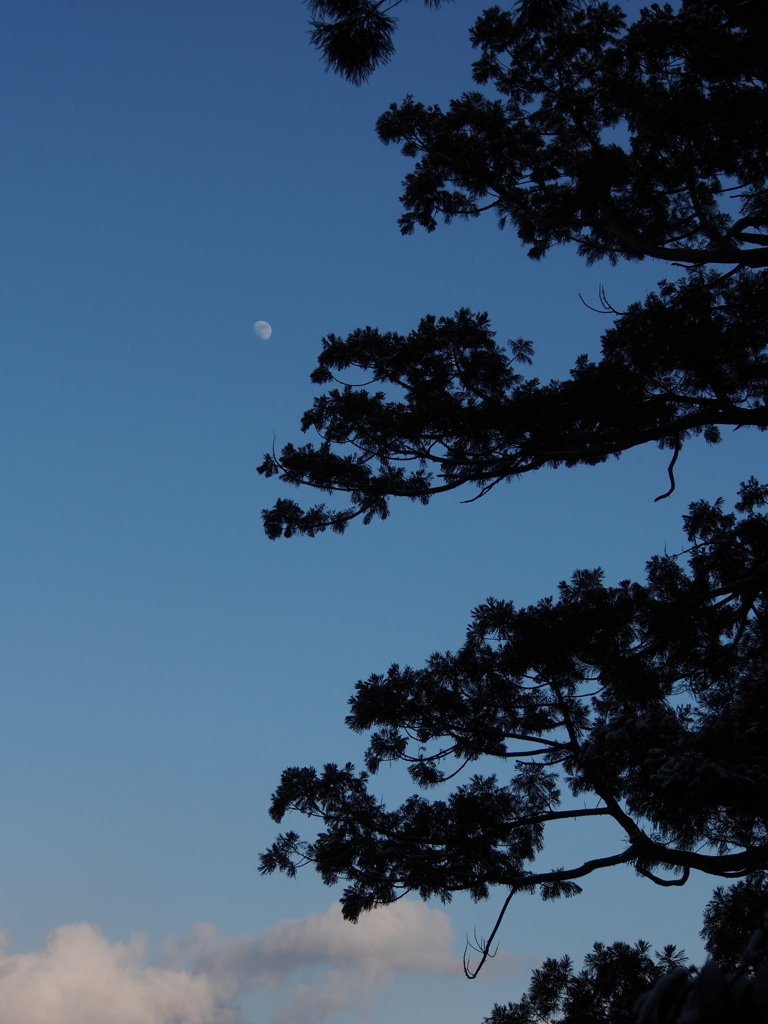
(253, 320, 272, 340)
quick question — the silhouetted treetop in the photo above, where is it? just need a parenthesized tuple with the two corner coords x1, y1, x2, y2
(305, 0, 453, 84)
(263, 0, 768, 540)
(259, 271, 768, 538)
(261, 481, 768, 931)
(309, 1, 768, 265)
(486, 903, 768, 1024)
(700, 871, 768, 972)
(377, 0, 768, 266)
(263, 1, 768, 1007)
(485, 940, 688, 1024)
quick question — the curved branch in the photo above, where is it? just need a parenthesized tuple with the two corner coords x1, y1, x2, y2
(635, 864, 691, 887)
(464, 889, 514, 979)
(654, 441, 681, 502)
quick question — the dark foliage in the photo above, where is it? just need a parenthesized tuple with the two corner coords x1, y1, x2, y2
(700, 871, 768, 971)
(260, 0, 768, 1015)
(305, 0, 452, 84)
(485, 908, 768, 1024)
(486, 940, 688, 1024)
(261, 0, 768, 537)
(259, 272, 768, 537)
(261, 482, 768, 926)
(634, 925, 768, 1024)
(377, 0, 768, 264)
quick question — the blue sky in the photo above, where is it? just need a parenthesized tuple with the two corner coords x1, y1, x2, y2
(0, 2, 762, 1022)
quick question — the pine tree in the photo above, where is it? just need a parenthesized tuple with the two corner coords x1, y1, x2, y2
(260, 2, 768, 1018)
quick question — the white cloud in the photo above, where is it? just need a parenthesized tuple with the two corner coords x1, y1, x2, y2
(0, 901, 462, 1024)
(164, 899, 461, 1024)
(169, 898, 460, 983)
(0, 922, 240, 1024)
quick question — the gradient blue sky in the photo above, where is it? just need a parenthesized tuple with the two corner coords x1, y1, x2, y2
(0, 2, 762, 1022)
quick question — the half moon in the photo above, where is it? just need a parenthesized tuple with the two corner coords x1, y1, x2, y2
(253, 320, 272, 340)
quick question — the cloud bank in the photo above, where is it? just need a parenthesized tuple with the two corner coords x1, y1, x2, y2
(0, 901, 462, 1024)
(0, 923, 239, 1024)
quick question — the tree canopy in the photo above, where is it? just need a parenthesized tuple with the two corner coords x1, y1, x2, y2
(261, 482, 768, 921)
(260, 271, 768, 538)
(485, 939, 689, 1024)
(378, 0, 768, 265)
(261, 0, 767, 537)
(305, 0, 454, 84)
(483, 873, 768, 1021)
(260, 0, 768, 1015)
